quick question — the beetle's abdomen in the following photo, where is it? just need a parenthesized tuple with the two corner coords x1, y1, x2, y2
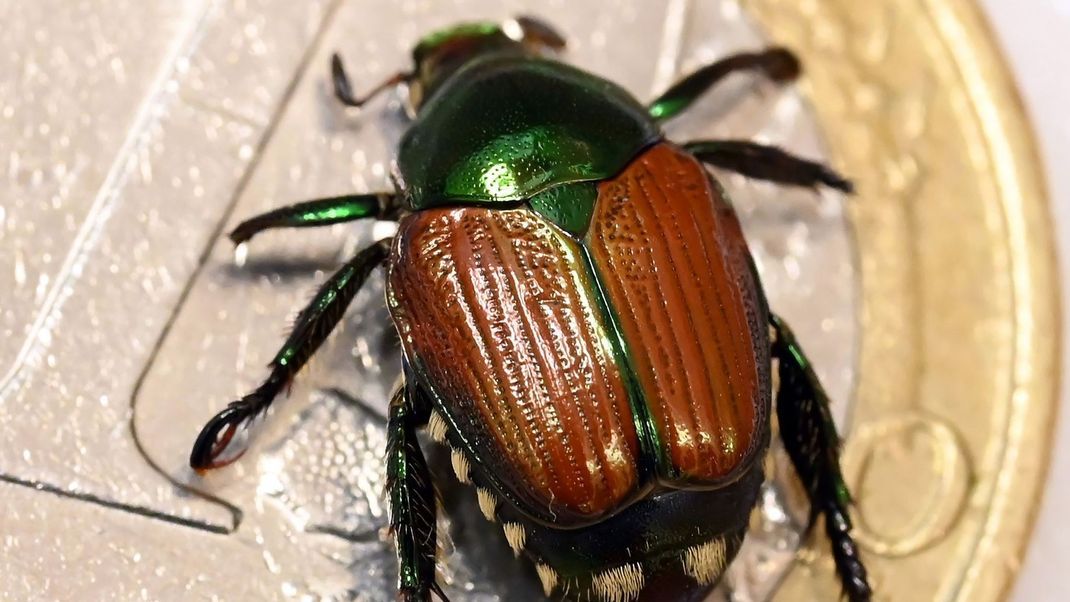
(388, 208, 642, 524)
(587, 143, 770, 484)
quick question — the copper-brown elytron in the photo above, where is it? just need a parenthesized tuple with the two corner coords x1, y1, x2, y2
(388, 207, 642, 524)
(588, 143, 769, 483)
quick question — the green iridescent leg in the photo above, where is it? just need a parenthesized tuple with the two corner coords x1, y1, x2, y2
(189, 239, 392, 471)
(228, 192, 399, 245)
(648, 48, 800, 120)
(771, 315, 871, 602)
(387, 382, 447, 602)
(684, 140, 854, 193)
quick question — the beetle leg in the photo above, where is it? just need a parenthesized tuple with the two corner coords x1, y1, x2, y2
(228, 192, 399, 245)
(387, 381, 448, 602)
(509, 15, 567, 50)
(331, 53, 412, 109)
(648, 48, 800, 120)
(684, 139, 854, 193)
(189, 239, 392, 472)
(770, 314, 872, 602)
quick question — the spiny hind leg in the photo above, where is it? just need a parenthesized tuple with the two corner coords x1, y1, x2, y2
(387, 379, 448, 601)
(771, 314, 871, 601)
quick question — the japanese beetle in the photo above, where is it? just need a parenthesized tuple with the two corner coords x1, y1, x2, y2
(188, 15, 871, 602)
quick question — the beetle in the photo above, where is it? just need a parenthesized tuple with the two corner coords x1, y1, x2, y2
(188, 15, 871, 602)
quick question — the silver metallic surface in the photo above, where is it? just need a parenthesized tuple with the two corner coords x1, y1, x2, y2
(0, 0, 857, 599)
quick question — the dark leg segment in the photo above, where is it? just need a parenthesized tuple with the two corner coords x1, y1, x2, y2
(648, 48, 800, 120)
(513, 15, 567, 50)
(685, 140, 854, 193)
(229, 192, 398, 245)
(331, 53, 410, 109)
(189, 239, 392, 471)
(387, 383, 446, 601)
(771, 314, 871, 601)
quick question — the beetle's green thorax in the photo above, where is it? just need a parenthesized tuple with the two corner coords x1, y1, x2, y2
(397, 56, 661, 209)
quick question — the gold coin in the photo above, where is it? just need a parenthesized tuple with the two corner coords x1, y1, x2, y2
(744, 0, 1059, 599)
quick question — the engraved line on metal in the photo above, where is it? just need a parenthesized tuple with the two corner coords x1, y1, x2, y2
(0, 2, 219, 403)
(126, 0, 351, 534)
(650, 0, 692, 95)
(0, 474, 229, 534)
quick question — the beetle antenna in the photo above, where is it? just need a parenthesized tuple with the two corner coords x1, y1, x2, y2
(331, 53, 411, 109)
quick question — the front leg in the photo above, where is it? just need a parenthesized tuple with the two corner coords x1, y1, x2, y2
(189, 239, 392, 471)
(228, 192, 399, 245)
(387, 382, 447, 601)
(684, 140, 854, 193)
(771, 314, 871, 601)
(648, 48, 800, 121)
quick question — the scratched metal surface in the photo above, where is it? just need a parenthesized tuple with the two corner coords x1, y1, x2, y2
(0, 0, 857, 600)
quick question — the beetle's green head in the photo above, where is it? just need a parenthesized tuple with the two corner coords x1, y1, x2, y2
(406, 16, 566, 112)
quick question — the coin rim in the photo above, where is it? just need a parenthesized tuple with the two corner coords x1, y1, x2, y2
(746, 0, 1060, 599)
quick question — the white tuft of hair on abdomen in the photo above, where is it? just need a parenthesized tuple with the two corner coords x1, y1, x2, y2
(591, 562, 645, 602)
(681, 537, 728, 586)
